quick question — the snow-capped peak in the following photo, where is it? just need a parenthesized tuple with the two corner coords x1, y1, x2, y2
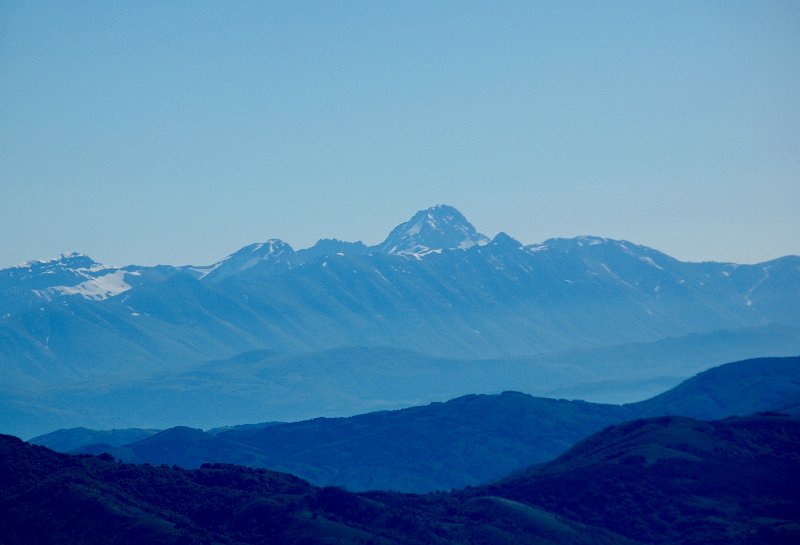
(10, 252, 102, 272)
(376, 205, 490, 257)
(201, 239, 295, 283)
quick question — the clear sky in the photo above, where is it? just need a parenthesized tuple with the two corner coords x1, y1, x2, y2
(1, 1, 798, 267)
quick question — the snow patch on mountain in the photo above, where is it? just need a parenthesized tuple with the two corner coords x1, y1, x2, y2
(639, 256, 664, 270)
(572, 236, 609, 247)
(526, 244, 549, 253)
(49, 270, 136, 300)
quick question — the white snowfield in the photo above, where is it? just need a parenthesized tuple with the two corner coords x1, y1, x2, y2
(49, 270, 136, 301)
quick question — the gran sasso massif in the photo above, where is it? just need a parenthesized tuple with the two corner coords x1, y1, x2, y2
(2, 205, 800, 436)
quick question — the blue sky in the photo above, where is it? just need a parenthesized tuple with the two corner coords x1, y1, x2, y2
(1, 1, 798, 267)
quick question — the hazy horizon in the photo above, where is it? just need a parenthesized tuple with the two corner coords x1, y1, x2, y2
(2, 1, 799, 267)
(4, 202, 799, 269)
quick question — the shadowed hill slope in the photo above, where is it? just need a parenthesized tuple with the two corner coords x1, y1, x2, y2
(631, 355, 800, 419)
(479, 414, 800, 545)
(4, 414, 800, 544)
(0, 434, 637, 545)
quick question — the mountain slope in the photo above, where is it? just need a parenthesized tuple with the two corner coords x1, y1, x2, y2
(0, 434, 638, 545)
(4, 414, 800, 545)
(479, 414, 800, 545)
(201, 239, 294, 283)
(633, 355, 800, 419)
(28, 427, 159, 453)
(136, 392, 633, 493)
(2, 205, 798, 386)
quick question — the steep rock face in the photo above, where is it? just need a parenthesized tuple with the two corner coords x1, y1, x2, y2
(375, 204, 490, 256)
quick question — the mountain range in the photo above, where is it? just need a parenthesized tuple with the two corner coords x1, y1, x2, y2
(3, 205, 800, 437)
(31, 355, 800, 493)
(4, 204, 799, 369)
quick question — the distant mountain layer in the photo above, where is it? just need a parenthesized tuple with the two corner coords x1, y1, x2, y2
(32, 356, 800, 493)
(2, 204, 799, 391)
(26, 427, 159, 453)
(7, 324, 800, 439)
(5, 413, 800, 545)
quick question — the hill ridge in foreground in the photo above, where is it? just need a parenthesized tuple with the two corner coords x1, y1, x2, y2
(4, 414, 800, 545)
(476, 413, 800, 544)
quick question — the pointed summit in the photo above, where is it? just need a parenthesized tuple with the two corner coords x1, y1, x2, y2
(376, 205, 489, 257)
(202, 239, 294, 283)
(489, 232, 524, 250)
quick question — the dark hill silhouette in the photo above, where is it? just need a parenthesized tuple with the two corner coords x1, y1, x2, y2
(631, 355, 800, 419)
(4, 414, 800, 544)
(25, 426, 159, 453)
(218, 392, 631, 492)
(479, 414, 800, 544)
